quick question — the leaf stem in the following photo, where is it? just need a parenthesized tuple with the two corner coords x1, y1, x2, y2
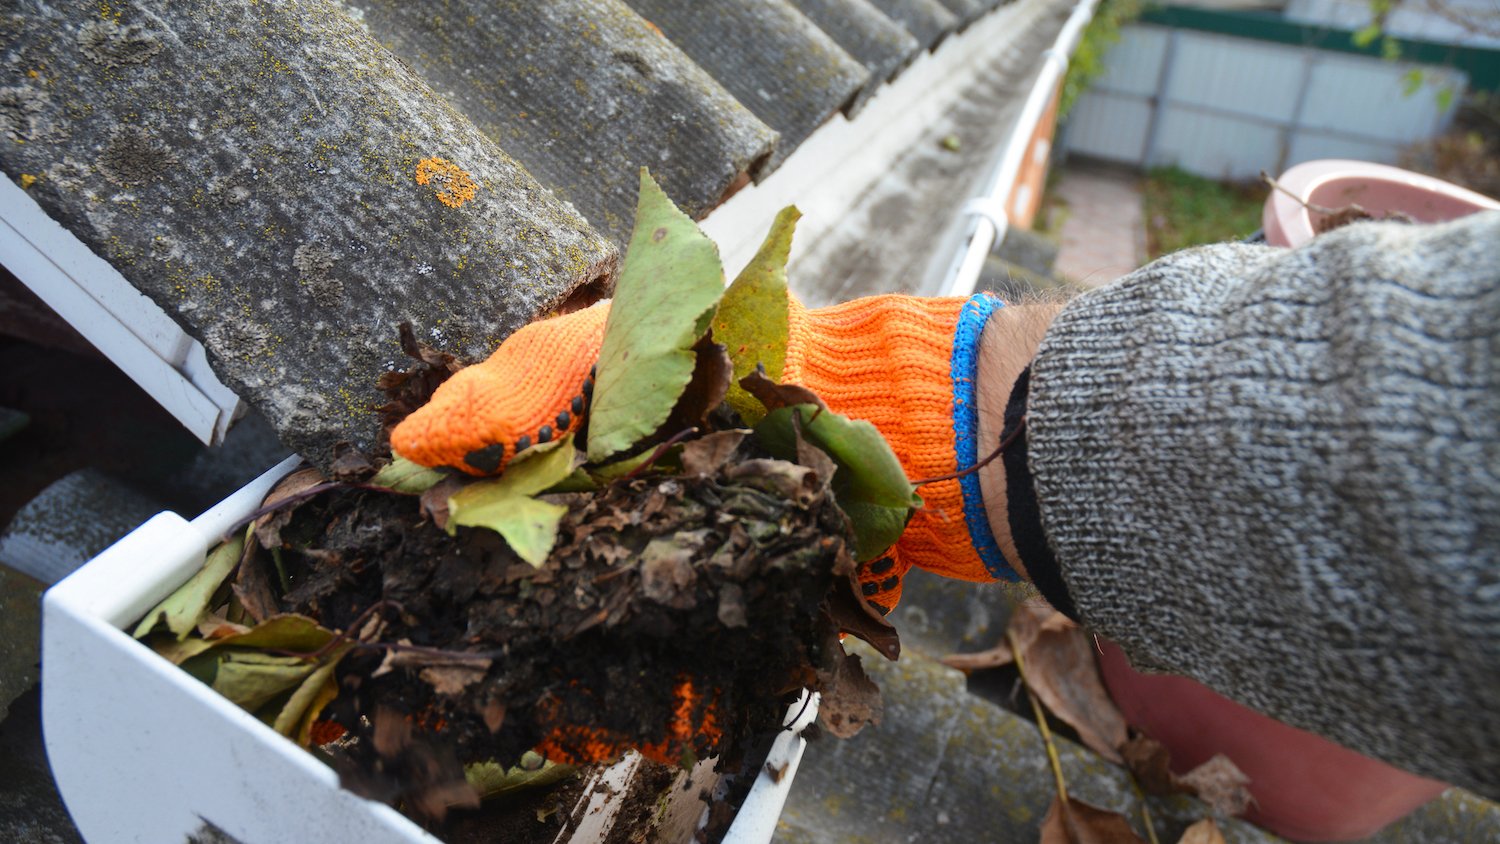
(622, 426, 699, 480)
(911, 416, 1026, 487)
(1010, 627, 1069, 804)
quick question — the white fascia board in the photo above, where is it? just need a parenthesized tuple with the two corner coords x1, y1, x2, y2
(0, 176, 241, 445)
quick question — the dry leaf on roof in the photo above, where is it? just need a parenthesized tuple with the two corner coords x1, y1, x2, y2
(1038, 794, 1147, 844)
(1176, 817, 1227, 844)
(1178, 754, 1254, 818)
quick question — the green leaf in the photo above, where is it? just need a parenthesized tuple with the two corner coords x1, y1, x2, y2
(465, 754, 577, 801)
(587, 169, 725, 462)
(1380, 35, 1401, 62)
(714, 206, 798, 424)
(133, 534, 246, 641)
(1401, 67, 1424, 96)
(212, 651, 319, 712)
(370, 456, 447, 494)
(1352, 23, 1381, 48)
(588, 445, 680, 482)
(449, 434, 580, 566)
(1436, 86, 1455, 112)
(755, 405, 921, 561)
(149, 613, 336, 665)
(272, 645, 349, 746)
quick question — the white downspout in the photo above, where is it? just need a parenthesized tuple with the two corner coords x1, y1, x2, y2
(941, 0, 1101, 298)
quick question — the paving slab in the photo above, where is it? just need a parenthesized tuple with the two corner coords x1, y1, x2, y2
(1048, 160, 1148, 287)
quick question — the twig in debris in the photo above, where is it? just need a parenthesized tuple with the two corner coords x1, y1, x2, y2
(622, 426, 700, 480)
(1010, 627, 1069, 804)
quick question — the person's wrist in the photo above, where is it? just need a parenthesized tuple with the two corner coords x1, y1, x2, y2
(975, 303, 1065, 582)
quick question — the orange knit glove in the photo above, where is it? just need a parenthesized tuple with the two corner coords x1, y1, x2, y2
(390, 293, 1016, 613)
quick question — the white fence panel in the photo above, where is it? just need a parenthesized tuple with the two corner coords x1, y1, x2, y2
(1164, 34, 1307, 121)
(1098, 26, 1170, 95)
(1151, 108, 1285, 177)
(1060, 22, 1467, 179)
(1063, 91, 1154, 161)
(1300, 55, 1466, 141)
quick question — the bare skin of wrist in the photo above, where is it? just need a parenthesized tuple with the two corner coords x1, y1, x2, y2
(975, 302, 1066, 582)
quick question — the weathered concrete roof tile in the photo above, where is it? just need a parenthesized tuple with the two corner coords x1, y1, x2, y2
(866, 0, 961, 50)
(0, 2, 617, 469)
(936, 0, 991, 29)
(788, 0, 923, 117)
(625, 0, 869, 174)
(344, 0, 778, 245)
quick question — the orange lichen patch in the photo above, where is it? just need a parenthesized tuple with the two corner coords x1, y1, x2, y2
(309, 719, 347, 746)
(533, 676, 723, 767)
(415, 156, 478, 208)
(18, 173, 35, 189)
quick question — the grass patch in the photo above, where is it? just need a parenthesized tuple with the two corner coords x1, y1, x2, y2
(1143, 167, 1266, 258)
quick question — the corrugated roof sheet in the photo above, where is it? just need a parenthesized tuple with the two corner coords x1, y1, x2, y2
(866, 0, 962, 50)
(0, 2, 615, 466)
(788, 0, 923, 115)
(624, 0, 869, 173)
(345, 0, 778, 244)
(1, 0, 1019, 465)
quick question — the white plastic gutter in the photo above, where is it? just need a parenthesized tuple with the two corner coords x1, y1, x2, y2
(940, 0, 1101, 298)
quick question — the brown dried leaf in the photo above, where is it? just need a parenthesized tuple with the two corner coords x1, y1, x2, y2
(1176, 818, 1226, 844)
(375, 322, 465, 443)
(1011, 605, 1127, 763)
(739, 364, 827, 413)
(420, 474, 465, 531)
(825, 569, 900, 661)
(254, 467, 327, 548)
(233, 540, 281, 625)
(640, 536, 698, 609)
(1178, 754, 1253, 818)
(1122, 734, 1179, 797)
(816, 648, 882, 739)
(328, 444, 375, 482)
(939, 642, 1015, 672)
(661, 336, 732, 433)
(679, 429, 748, 476)
(1039, 795, 1147, 844)
(420, 663, 491, 696)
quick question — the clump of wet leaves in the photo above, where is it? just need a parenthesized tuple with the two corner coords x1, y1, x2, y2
(133, 170, 917, 832)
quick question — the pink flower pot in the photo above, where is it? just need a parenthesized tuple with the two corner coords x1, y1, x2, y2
(1263, 159, 1500, 249)
(1098, 640, 1447, 842)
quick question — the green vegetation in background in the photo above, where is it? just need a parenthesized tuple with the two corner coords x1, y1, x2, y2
(1058, 0, 1145, 121)
(1142, 167, 1266, 258)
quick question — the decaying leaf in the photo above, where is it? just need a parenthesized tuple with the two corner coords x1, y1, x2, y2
(755, 403, 919, 561)
(939, 641, 1015, 672)
(465, 753, 577, 801)
(740, 365, 826, 415)
(448, 434, 582, 566)
(370, 456, 448, 494)
(1176, 818, 1227, 844)
(211, 651, 320, 712)
(1122, 734, 1253, 818)
(1009, 606, 1128, 764)
(825, 570, 900, 660)
(660, 337, 733, 434)
(1178, 754, 1253, 818)
(134, 533, 247, 641)
(640, 536, 700, 609)
(1122, 734, 1178, 796)
(714, 207, 798, 424)
(273, 645, 350, 746)
(232, 540, 281, 626)
(253, 467, 327, 549)
(680, 430, 749, 477)
(816, 647, 883, 739)
(1038, 795, 1147, 844)
(587, 169, 725, 462)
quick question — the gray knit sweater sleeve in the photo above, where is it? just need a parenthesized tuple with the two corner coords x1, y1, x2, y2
(1026, 211, 1500, 797)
